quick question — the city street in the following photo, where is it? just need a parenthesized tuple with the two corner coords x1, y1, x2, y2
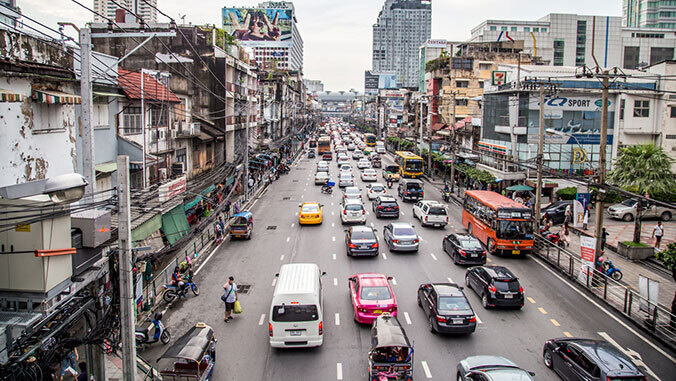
(144, 152, 676, 381)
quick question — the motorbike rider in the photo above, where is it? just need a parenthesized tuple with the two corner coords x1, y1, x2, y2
(321, 179, 332, 193)
(386, 177, 393, 189)
(171, 266, 187, 297)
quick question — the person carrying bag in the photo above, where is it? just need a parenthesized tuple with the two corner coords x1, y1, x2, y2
(221, 276, 238, 322)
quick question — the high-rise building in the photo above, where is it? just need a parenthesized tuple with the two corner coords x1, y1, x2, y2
(93, 0, 158, 23)
(623, 0, 676, 29)
(0, 0, 19, 28)
(303, 79, 324, 94)
(372, 0, 431, 88)
(418, 39, 452, 92)
(223, 1, 303, 71)
(470, 13, 675, 69)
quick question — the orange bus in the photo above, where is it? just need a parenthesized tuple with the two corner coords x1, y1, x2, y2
(462, 190, 534, 256)
(317, 136, 331, 154)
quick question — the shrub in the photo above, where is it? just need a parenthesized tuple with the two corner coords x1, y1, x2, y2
(556, 187, 578, 200)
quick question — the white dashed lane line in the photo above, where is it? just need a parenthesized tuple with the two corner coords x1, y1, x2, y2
(271, 277, 277, 287)
(333, 253, 337, 260)
(291, 223, 295, 227)
(332, 222, 335, 227)
(382, 253, 388, 260)
(447, 277, 454, 283)
(280, 255, 285, 261)
(286, 237, 291, 243)
(390, 277, 397, 285)
(335, 313, 340, 326)
(403, 312, 412, 325)
(336, 363, 343, 380)
(258, 314, 266, 326)
(332, 236, 336, 242)
(421, 361, 432, 378)
(333, 278, 338, 286)
(430, 253, 438, 261)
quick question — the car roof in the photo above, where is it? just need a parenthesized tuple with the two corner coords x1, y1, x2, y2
(344, 187, 360, 192)
(430, 283, 465, 297)
(357, 274, 389, 287)
(453, 233, 479, 241)
(562, 339, 642, 373)
(421, 200, 443, 206)
(482, 266, 516, 279)
(390, 222, 413, 229)
(344, 199, 363, 205)
(351, 225, 375, 233)
(301, 202, 320, 207)
(378, 195, 397, 202)
(403, 178, 423, 184)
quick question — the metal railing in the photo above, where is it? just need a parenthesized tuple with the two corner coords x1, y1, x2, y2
(534, 234, 676, 350)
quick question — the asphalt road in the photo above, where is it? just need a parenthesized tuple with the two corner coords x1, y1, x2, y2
(143, 151, 676, 381)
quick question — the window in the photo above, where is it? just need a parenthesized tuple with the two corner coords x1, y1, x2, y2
(123, 106, 142, 134)
(620, 99, 625, 120)
(523, 27, 530, 32)
(624, 46, 640, 69)
(533, 27, 539, 32)
(456, 99, 468, 106)
(671, 106, 676, 118)
(510, 26, 517, 32)
(93, 103, 110, 129)
(455, 80, 469, 88)
(541, 27, 547, 32)
(650, 47, 674, 65)
(633, 100, 650, 117)
(501, 26, 508, 31)
(553, 40, 565, 66)
(150, 105, 169, 127)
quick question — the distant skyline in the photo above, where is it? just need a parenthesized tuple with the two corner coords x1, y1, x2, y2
(19, 0, 623, 91)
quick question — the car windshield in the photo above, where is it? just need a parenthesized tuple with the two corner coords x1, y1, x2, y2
(621, 199, 638, 207)
(428, 206, 447, 215)
(393, 227, 415, 236)
(316, 173, 328, 178)
(459, 239, 483, 249)
(365, 170, 376, 174)
(437, 296, 471, 312)
(272, 304, 319, 322)
(346, 204, 363, 211)
(494, 279, 520, 292)
(372, 186, 384, 192)
(405, 159, 423, 172)
(360, 286, 392, 300)
(497, 220, 533, 240)
(381, 202, 398, 207)
(482, 369, 532, 380)
(351, 230, 375, 240)
(385, 165, 399, 173)
(302, 205, 319, 213)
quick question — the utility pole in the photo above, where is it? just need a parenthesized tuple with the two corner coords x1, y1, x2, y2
(427, 98, 433, 178)
(449, 92, 457, 193)
(414, 98, 420, 155)
(117, 155, 137, 381)
(80, 27, 96, 196)
(594, 70, 610, 265)
(534, 84, 546, 230)
(418, 97, 425, 155)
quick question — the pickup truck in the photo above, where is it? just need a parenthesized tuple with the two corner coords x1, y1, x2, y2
(607, 199, 673, 222)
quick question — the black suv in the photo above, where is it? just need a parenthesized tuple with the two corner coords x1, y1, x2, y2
(373, 195, 400, 218)
(398, 179, 424, 202)
(543, 338, 646, 381)
(465, 266, 524, 309)
(417, 283, 477, 334)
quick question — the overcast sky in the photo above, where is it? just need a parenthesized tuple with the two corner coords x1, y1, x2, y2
(19, 0, 622, 91)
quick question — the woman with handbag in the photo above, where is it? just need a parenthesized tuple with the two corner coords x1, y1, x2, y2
(221, 276, 239, 322)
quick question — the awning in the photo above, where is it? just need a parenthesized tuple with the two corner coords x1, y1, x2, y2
(131, 213, 162, 243)
(200, 184, 216, 196)
(93, 91, 125, 98)
(0, 88, 25, 102)
(32, 89, 81, 104)
(162, 204, 190, 245)
(184, 196, 202, 211)
(95, 162, 117, 174)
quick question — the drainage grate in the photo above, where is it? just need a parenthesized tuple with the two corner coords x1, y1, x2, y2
(282, 197, 291, 200)
(267, 225, 277, 230)
(238, 284, 252, 294)
(292, 180, 299, 183)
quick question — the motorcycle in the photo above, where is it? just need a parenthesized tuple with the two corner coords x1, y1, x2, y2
(541, 230, 564, 247)
(386, 179, 393, 189)
(442, 188, 451, 202)
(596, 257, 623, 281)
(163, 273, 200, 303)
(135, 312, 170, 351)
(321, 181, 335, 194)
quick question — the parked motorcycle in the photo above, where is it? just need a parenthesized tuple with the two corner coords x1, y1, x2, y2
(135, 312, 170, 351)
(541, 230, 564, 247)
(596, 257, 623, 281)
(163, 273, 200, 303)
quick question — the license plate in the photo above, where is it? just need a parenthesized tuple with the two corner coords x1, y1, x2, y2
(434, 224, 441, 227)
(471, 253, 478, 257)
(360, 245, 369, 249)
(512, 250, 521, 254)
(504, 294, 513, 299)
(452, 318, 463, 324)
(373, 310, 382, 314)
(289, 330, 302, 336)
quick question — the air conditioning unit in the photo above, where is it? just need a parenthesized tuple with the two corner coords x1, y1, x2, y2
(172, 162, 186, 176)
(159, 168, 168, 181)
(171, 129, 177, 139)
(189, 123, 201, 135)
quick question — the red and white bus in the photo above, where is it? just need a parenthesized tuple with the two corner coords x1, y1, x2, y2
(462, 190, 534, 256)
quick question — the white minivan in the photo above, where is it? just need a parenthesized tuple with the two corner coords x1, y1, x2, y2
(269, 263, 325, 348)
(375, 141, 386, 154)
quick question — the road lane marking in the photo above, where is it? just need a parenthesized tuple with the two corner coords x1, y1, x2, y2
(371, 222, 374, 227)
(532, 255, 676, 363)
(271, 277, 277, 287)
(550, 319, 561, 327)
(419, 237, 424, 242)
(563, 331, 573, 337)
(366, 211, 369, 215)
(333, 253, 337, 260)
(527, 297, 536, 304)
(332, 236, 336, 241)
(421, 361, 432, 378)
(475, 313, 483, 324)
(538, 307, 548, 314)
(280, 255, 285, 261)
(258, 314, 266, 326)
(291, 223, 295, 227)
(486, 258, 492, 262)
(301, 195, 304, 199)
(303, 188, 306, 192)
(334, 278, 338, 286)
(401, 211, 405, 216)
(335, 313, 340, 326)
(403, 312, 411, 325)
(382, 253, 387, 260)
(286, 237, 291, 242)
(331, 202, 334, 206)
(295, 212, 298, 216)
(336, 363, 343, 380)
(430, 253, 438, 261)
(598, 332, 661, 380)
(332, 211, 335, 215)
(391, 277, 397, 285)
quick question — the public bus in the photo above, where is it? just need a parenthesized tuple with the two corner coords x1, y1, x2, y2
(393, 151, 424, 178)
(462, 190, 534, 256)
(317, 136, 331, 154)
(364, 133, 377, 147)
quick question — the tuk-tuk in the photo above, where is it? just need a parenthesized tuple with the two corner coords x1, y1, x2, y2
(371, 155, 382, 168)
(384, 164, 401, 182)
(368, 313, 414, 381)
(230, 211, 253, 239)
(158, 323, 217, 381)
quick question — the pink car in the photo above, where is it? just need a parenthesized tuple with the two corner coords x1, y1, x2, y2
(348, 273, 397, 324)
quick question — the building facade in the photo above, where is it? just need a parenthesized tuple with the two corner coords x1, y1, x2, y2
(93, 0, 158, 23)
(303, 79, 324, 94)
(418, 39, 452, 92)
(623, 0, 676, 29)
(372, 0, 431, 88)
(470, 13, 675, 69)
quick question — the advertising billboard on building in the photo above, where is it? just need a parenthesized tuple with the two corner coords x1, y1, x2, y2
(365, 71, 379, 95)
(222, 7, 293, 48)
(378, 72, 397, 89)
(365, 71, 397, 94)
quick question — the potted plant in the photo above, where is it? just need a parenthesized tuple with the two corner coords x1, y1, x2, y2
(617, 241, 655, 261)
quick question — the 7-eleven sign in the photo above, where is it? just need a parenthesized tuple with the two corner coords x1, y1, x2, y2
(492, 71, 507, 86)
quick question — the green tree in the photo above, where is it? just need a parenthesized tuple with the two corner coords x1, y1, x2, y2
(608, 144, 676, 243)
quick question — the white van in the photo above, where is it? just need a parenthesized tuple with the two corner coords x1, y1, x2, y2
(269, 263, 325, 348)
(375, 141, 386, 154)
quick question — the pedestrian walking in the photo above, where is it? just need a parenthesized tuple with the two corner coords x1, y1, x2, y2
(564, 205, 573, 226)
(218, 216, 225, 233)
(234, 202, 241, 214)
(76, 362, 89, 381)
(58, 347, 79, 381)
(214, 221, 223, 243)
(221, 276, 238, 322)
(582, 208, 589, 230)
(601, 227, 608, 251)
(560, 222, 571, 247)
(652, 221, 664, 249)
(224, 200, 231, 220)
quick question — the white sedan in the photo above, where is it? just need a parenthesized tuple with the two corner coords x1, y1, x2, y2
(361, 168, 378, 182)
(357, 158, 371, 169)
(366, 183, 387, 200)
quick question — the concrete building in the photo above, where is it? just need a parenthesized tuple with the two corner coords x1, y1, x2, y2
(304, 79, 324, 94)
(315, 90, 362, 117)
(372, 0, 431, 88)
(644, 60, 676, 171)
(470, 13, 675, 69)
(244, 1, 304, 70)
(258, 70, 305, 149)
(0, 0, 19, 28)
(623, 0, 676, 29)
(93, 0, 158, 23)
(419, 39, 452, 92)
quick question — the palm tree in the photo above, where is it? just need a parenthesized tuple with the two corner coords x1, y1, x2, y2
(608, 144, 676, 243)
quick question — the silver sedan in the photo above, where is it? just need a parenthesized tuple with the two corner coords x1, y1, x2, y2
(382, 222, 419, 252)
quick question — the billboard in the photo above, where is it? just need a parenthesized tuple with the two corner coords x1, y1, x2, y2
(365, 71, 379, 95)
(222, 7, 293, 48)
(378, 72, 397, 89)
(365, 71, 397, 94)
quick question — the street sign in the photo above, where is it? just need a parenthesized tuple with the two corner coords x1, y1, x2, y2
(492, 71, 507, 86)
(579, 236, 596, 285)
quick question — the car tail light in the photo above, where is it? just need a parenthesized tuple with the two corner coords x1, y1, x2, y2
(349, 243, 357, 248)
(421, 191, 424, 197)
(413, 239, 419, 243)
(371, 243, 378, 248)
(519, 286, 524, 293)
(318, 321, 323, 335)
(390, 306, 397, 312)
(469, 316, 477, 323)
(425, 216, 428, 222)
(459, 250, 467, 256)
(394, 206, 399, 209)
(269, 323, 273, 337)
(377, 206, 384, 209)
(343, 210, 347, 215)
(362, 210, 366, 215)
(488, 284, 497, 293)
(482, 250, 487, 257)
(446, 216, 449, 222)
(435, 315, 446, 322)
(392, 239, 399, 244)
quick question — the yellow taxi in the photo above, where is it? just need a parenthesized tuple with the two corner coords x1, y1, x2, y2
(298, 202, 323, 225)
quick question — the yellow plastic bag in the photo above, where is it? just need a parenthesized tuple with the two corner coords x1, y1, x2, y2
(233, 300, 242, 314)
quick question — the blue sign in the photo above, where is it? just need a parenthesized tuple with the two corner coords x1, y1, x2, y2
(576, 193, 591, 211)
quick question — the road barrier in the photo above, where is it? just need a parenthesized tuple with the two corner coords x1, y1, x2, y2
(534, 234, 676, 351)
